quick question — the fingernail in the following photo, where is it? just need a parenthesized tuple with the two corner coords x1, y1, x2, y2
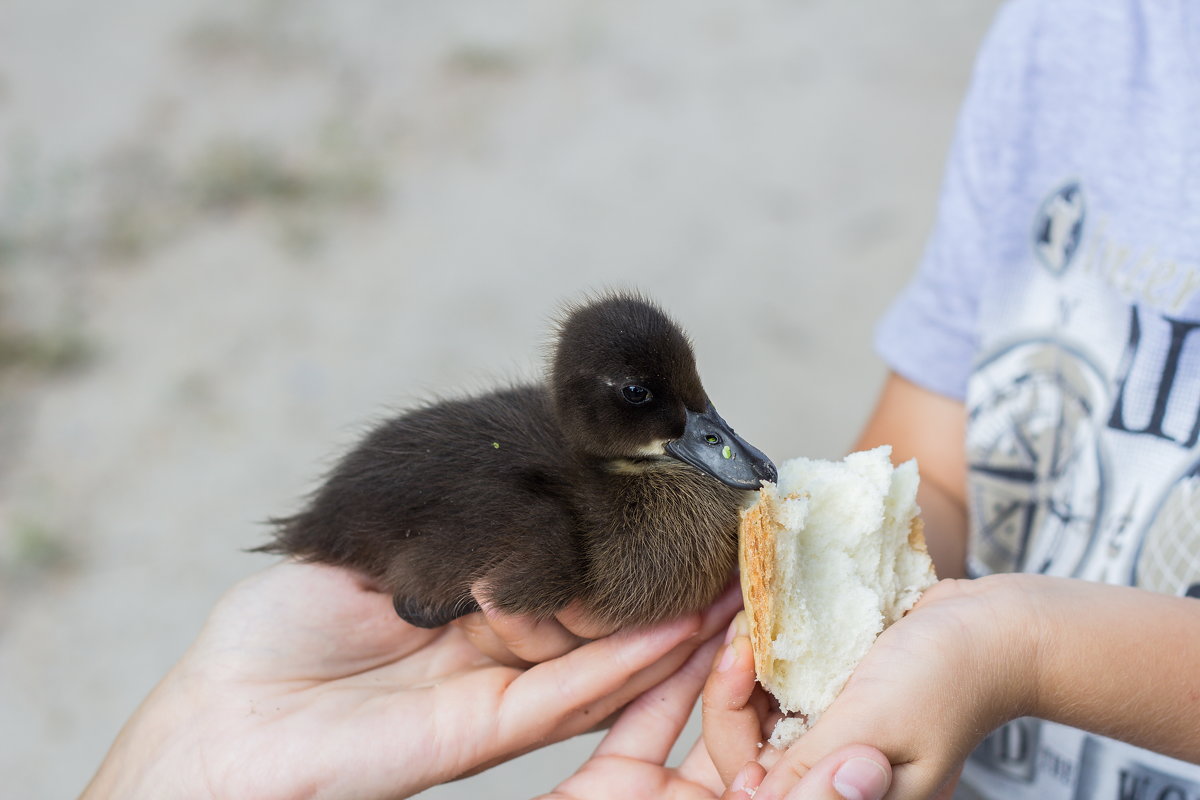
(717, 642, 737, 672)
(832, 757, 889, 800)
(724, 617, 739, 644)
(731, 764, 759, 796)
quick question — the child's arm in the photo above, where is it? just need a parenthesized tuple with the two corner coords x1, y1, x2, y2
(704, 371, 1200, 800)
(852, 371, 969, 579)
(722, 573, 1200, 800)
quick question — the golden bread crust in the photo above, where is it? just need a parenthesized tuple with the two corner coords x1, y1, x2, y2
(735, 451, 936, 748)
(738, 491, 935, 697)
(738, 493, 782, 685)
(907, 516, 929, 555)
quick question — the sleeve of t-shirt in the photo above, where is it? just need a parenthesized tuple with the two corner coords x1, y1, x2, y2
(874, 0, 1037, 401)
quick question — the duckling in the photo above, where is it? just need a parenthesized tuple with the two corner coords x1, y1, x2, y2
(260, 292, 776, 629)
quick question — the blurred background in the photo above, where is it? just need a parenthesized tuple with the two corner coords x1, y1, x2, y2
(0, 1, 1000, 796)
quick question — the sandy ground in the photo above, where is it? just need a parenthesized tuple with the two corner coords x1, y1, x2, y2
(0, 1, 1000, 797)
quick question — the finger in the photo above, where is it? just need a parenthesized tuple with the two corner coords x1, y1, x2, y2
(479, 602, 587, 663)
(702, 634, 763, 786)
(465, 619, 711, 778)
(555, 576, 741, 641)
(562, 630, 709, 739)
(480, 616, 739, 778)
(756, 694, 955, 800)
(677, 736, 726, 795)
(556, 601, 620, 640)
(453, 612, 532, 668)
(722, 610, 746, 645)
(493, 584, 742, 763)
(594, 632, 723, 762)
(501, 612, 702, 736)
(698, 580, 745, 640)
(756, 745, 891, 800)
(719, 761, 767, 799)
(759, 699, 782, 739)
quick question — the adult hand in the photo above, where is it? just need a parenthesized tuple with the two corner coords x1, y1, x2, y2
(703, 577, 1039, 799)
(542, 627, 733, 800)
(82, 561, 742, 800)
(453, 591, 629, 667)
(457, 574, 747, 667)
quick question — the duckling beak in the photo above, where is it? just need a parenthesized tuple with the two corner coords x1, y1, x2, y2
(664, 403, 777, 490)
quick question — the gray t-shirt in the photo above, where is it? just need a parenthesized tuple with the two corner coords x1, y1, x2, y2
(876, 1, 1200, 797)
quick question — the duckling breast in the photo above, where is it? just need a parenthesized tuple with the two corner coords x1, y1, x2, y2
(575, 464, 745, 627)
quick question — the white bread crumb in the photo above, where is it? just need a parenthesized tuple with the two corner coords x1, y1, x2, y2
(740, 446, 936, 749)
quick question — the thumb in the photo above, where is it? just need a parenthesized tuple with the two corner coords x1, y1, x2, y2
(771, 745, 891, 800)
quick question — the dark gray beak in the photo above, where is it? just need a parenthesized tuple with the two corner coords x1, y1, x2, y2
(664, 403, 777, 490)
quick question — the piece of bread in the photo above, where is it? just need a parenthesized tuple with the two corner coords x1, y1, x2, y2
(738, 445, 937, 749)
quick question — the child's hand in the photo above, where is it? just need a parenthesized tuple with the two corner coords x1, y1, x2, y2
(703, 577, 1040, 799)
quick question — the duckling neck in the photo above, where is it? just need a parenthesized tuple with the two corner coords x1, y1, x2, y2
(576, 461, 744, 627)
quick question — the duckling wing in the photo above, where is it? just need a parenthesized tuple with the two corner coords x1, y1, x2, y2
(264, 385, 585, 623)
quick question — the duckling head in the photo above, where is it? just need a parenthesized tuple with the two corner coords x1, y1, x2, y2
(551, 293, 777, 490)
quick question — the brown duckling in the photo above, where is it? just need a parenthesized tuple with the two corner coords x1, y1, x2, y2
(260, 292, 776, 629)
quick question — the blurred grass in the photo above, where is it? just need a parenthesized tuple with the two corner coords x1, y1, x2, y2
(0, 122, 385, 392)
(190, 134, 383, 216)
(0, 516, 75, 626)
(444, 44, 523, 78)
(0, 327, 92, 375)
(0, 125, 385, 270)
(180, 0, 326, 70)
(5, 518, 72, 574)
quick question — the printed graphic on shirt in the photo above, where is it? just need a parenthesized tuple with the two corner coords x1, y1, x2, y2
(1134, 460, 1200, 598)
(1033, 181, 1086, 276)
(1106, 304, 1200, 449)
(973, 718, 1042, 783)
(965, 339, 1108, 577)
(964, 180, 1200, 798)
(969, 181, 1200, 589)
(967, 717, 1081, 800)
(1075, 736, 1200, 800)
(1075, 216, 1200, 315)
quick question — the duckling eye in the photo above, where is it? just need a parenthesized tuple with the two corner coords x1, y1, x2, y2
(621, 384, 653, 405)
